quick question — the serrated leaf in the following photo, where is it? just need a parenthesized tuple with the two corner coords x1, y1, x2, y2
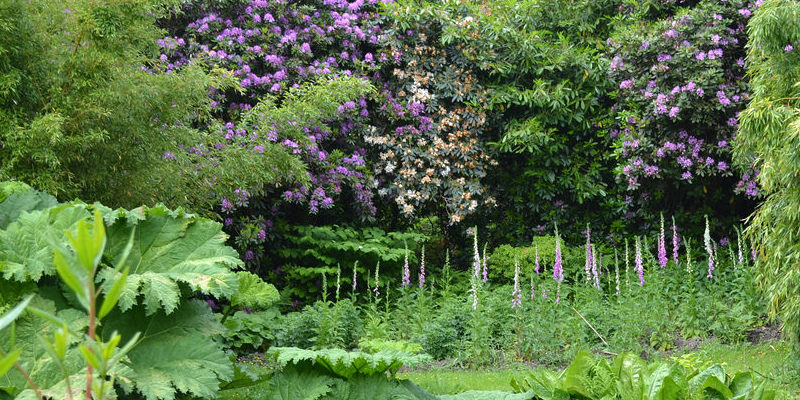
(268, 364, 337, 400)
(0, 187, 57, 230)
(0, 205, 90, 282)
(230, 271, 280, 310)
(339, 374, 417, 400)
(102, 300, 231, 400)
(0, 296, 88, 397)
(103, 205, 242, 315)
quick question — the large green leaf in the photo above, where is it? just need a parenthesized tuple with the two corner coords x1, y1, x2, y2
(644, 363, 685, 400)
(0, 185, 57, 230)
(99, 205, 242, 315)
(102, 299, 232, 400)
(230, 271, 280, 310)
(337, 374, 417, 400)
(0, 204, 89, 282)
(267, 364, 337, 400)
(268, 348, 432, 379)
(729, 372, 753, 400)
(689, 365, 732, 399)
(0, 296, 90, 398)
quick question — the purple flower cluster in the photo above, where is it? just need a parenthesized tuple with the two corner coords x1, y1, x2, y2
(609, 0, 759, 215)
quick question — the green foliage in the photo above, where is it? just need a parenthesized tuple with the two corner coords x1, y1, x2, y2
(734, 0, 800, 347)
(273, 225, 426, 301)
(385, 0, 619, 238)
(439, 391, 534, 400)
(222, 309, 279, 353)
(0, 183, 57, 230)
(0, 0, 227, 207)
(230, 271, 280, 311)
(260, 347, 436, 400)
(510, 351, 776, 400)
(268, 347, 432, 379)
(358, 339, 425, 355)
(0, 203, 90, 282)
(488, 236, 583, 281)
(0, 190, 272, 400)
(177, 75, 375, 211)
(103, 300, 232, 400)
(97, 204, 242, 315)
(0, 201, 243, 316)
(274, 300, 364, 350)
(1, 210, 139, 400)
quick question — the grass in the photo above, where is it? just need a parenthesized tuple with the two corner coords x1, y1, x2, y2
(674, 339, 800, 397)
(397, 369, 525, 394)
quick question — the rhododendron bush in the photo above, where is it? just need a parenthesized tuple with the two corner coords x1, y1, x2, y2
(608, 0, 759, 226)
(158, 0, 496, 226)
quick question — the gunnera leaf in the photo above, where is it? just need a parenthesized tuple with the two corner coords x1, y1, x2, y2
(0, 204, 89, 282)
(0, 296, 92, 398)
(98, 204, 242, 315)
(267, 363, 337, 400)
(102, 299, 232, 400)
(0, 183, 57, 230)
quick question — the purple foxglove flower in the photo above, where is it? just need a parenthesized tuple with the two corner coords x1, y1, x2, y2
(419, 245, 426, 288)
(635, 237, 644, 286)
(554, 229, 563, 283)
(482, 242, 488, 283)
(472, 226, 481, 278)
(704, 216, 715, 278)
(534, 244, 541, 274)
(737, 229, 745, 265)
(373, 262, 381, 298)
(511, 257, 522, 309)
(352, 261, 358, 292)
(585, 225, 592, 284)
(672, 216, 680, 265)
(402, 243, 410, 288)
(530, 273, 536, 299)
(658, 213, 668, 268)
(591, 245, 600, 290)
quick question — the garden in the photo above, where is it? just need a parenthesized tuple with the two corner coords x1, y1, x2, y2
(1, 0, 800, 398)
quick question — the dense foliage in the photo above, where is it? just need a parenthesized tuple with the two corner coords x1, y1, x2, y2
(735, 0, 800, 346)
(0, 184, 279, 400)
(1, 0, 797, 398)
(609, 0, 758, 229)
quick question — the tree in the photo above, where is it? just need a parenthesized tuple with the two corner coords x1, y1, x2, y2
(734, 0, 800, 345)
